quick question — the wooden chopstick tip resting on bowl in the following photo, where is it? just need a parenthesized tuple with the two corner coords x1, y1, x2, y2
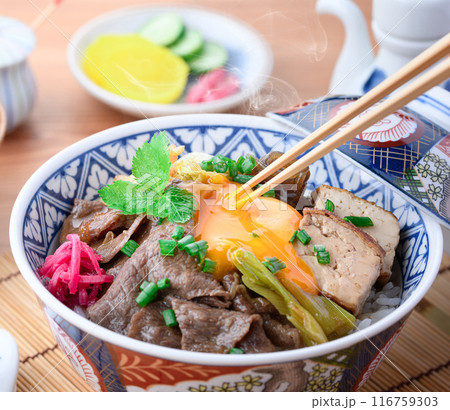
(232, 33, 450, 210)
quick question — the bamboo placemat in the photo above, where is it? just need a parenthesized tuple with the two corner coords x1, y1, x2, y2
(1, 250, 449, 392)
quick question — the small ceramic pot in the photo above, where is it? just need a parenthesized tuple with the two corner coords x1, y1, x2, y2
(0, 17, 37, 135)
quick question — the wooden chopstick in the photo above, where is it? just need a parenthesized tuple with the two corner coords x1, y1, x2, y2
(236, 55, 450, 209)
(232, 32, 450, 201)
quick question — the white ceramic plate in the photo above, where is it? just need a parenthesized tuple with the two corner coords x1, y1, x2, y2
(67, 5, 273, 117)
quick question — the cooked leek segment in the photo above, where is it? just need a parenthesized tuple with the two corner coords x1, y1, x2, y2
(280, 278, 356, 339)
(230, 248, 328, 346)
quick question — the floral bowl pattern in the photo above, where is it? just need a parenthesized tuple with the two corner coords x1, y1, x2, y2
(10, 114, 442, 392)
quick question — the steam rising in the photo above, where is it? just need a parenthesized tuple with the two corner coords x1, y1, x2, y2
(241, 75, 302, 116)
(251, 0, 328, 62)
(233, 0, 328, 115)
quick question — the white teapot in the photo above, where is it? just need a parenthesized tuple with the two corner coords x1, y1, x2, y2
(316, 0, 450, 95)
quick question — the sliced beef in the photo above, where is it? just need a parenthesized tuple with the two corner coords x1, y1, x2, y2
(92, 214, 146, 263)
(100, 217, 155, 277)
(60, 199, 138, 245)
(192, 296, 231, 309)
(312, 185, 400, 284)
(222, 273, 303, 350)
(261, 314, 303, 350)
(87, 220, 230, 335)
(171, 298, 275, 353)
(222, 273, 277, 315)
(60, 199, 106, 241)
(295, 208, 384, 315)
(235, 315, 277, 354)
(127, 298, 182, 349)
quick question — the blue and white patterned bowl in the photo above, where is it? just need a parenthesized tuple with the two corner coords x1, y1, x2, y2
(9, 114, 442, 391)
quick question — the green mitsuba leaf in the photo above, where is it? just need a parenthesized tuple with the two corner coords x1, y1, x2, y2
(98, 132, 195, 223)
(155, 186, 195, 223)
(98, 180, 163, 215)
(132, 131, 171, 195)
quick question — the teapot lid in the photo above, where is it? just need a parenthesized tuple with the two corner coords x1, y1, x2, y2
(0, 16, 36, 67)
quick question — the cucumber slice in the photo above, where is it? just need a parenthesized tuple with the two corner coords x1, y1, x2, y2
(139, 13, 185, 46)
(169, 29, 204, 60)
(188, 42, 228, 74)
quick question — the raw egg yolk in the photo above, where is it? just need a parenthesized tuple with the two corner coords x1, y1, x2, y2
(194, 183, 318, 295)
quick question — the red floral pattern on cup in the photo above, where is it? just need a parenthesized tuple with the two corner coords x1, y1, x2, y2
(46, 314, 106, 392)
(329, 101, 425, 148)
(353, 324, 404, 391)
(110, 345, 255, 391)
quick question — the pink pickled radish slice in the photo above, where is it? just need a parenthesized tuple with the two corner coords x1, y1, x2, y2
(187, 68, 240, 103)
(38, 234, 113, 307)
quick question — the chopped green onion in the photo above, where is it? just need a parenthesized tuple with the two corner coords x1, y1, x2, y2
(289, 231, 298, 243)
(143, 281, 158, 295)
(159, 239, 176, 256)
(252, 232, 260, 238)
(263, 257, 286, 273)
(172, 226, 185, 240)
(314, 245, 326, 252)
(344, 216, 374, 227)
(262, 189, 276, 198)
(162, 309, 178, 327)
(317, 251, 330, 264)
(184, 240, 208, 256)
(120, 239, 140, 257)
(136, 282, 158, 307)
(227, 160, 238, 178)
(200, 159, 214, 171)
(139, 280, 150, 291)
(232, 174, 253, 184)
(213, 156, 227, 173)
(265, 256, 280, 264)
(240, 156, 256, 174)
(229, 347, 245, 354)
(201, 258, 217, 273)
(296, 229, 311, 245)
(214, 162, 227, 173)
(177, 235, 195, 250)
(196, 247, 207, 263)
(136, 292, 152, 307)
(236, 156, 246, 173)
(216, 154, 231, 162)
(156, 278, 170, 290)
(325, 199, 335, 212)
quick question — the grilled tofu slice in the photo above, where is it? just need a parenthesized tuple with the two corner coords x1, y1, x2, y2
(312, 185, 400, 284)
(295, 209, 385, 315)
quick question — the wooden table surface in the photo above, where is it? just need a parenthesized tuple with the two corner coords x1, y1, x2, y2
(0, 0, 375, 254)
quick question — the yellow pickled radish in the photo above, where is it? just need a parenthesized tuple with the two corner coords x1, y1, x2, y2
(82, 34, 189, 104)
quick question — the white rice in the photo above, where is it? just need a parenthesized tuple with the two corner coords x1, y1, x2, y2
(352, 281, 402, 332)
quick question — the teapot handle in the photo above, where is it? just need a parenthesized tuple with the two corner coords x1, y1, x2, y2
(316, 0, 375, 95)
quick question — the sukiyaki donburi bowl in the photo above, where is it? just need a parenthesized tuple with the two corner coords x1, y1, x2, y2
(10, 114, 441, 392)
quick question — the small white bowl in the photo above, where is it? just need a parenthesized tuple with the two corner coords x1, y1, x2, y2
(67, 4, 273, 117)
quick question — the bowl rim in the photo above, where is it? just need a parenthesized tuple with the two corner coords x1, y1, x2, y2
(66, 3, 274, 116)
(9, 113, 443, 367)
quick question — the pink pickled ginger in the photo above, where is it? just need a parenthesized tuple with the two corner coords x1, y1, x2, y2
(39, 234, 113, 307)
